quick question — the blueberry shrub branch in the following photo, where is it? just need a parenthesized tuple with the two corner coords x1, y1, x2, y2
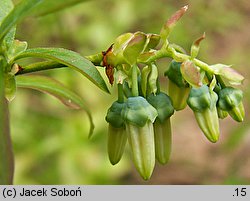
(89, 5, 245, 179)
(0, 1, 245, 183)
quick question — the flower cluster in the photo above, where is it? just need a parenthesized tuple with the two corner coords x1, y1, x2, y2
(88, 5, 245, 180)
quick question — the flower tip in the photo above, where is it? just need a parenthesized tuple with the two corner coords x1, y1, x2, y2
(157, 158, 170, 165)
(229, 106, 245, 122)
(183, 5, 189, 11)
(109, 158, 120, 166)
(209, 135, 219, 143)
(141, 172, 152, 181)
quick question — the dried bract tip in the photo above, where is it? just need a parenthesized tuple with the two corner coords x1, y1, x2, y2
(166, 5, 188, 27)
(191, 32, 206, 59)
(160, 5, 189, 41)
(194, 32, 206, 47)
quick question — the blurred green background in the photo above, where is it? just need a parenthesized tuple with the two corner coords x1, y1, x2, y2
(9, 0, 250, 184)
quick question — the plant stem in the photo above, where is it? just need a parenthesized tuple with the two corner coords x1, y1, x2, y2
(216, 75, 226, 89)
(0, 59, 14, 185)
(156, 78, 161, 94)
(16, 61, 66, 75)
(85, 53, 103, 66)
(139, 45, 214, 74)
(117, 83, 124, 103)
(131, 64, 138, 97)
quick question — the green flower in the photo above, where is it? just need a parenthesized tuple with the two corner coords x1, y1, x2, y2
(217, 107, 228, 119)
(187, 85, 220, 143)
(218, 87, 245, 122)
(147, 93, 174, 164)
(107, 125, 127, 165)
(106, 101, 127, 165)
(122, 96, 157, 180)
(165, 60, 190, 110)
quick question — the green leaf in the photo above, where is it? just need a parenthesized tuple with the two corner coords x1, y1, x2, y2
(31, 0, 89, 17)
(16, 75, 95, 137)
(190, 33, 205, 59)
(0, 0, 43, 43)
(113, 32, 133, 55)
(3, 27, 16, 51)
(144, 34, 160, 51)
(0, 0, 16, 52)
(0, 0, 13, 24)
(160, 5, 188, 41)
(13, 48, 110, 93)
(7, 39, 27, 62)
(123, 32, 147, 65)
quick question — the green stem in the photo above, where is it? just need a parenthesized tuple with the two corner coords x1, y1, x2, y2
(205, 72, 220, 93)
(85, 53, 103, 66)
(16, 61, 66, 75)
(156, 78, 161, 94)
(117, 83, 124, 103)
(0, 58, 14, 184)
(131, 64, 139, 97)
(139, 45, 214, 74)
(15, 55, 103, 76)
(216, 75, 226, 89)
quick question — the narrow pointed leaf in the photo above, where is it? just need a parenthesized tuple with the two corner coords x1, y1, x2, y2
(31, 0, 89, 17)
(13, 48, 110, 93)
(16, 75, 95, 137)
(3, 28, 16, 51)
(191, 32, 205, 59)
(0, 0, 16, 51)
(160, 5, 188, 40)
(0, 0, 13, 24)
(0, 0, 43, 43)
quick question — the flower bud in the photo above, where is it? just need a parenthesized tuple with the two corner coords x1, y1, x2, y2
(147, 92, 174, 123)
(218, 87, 245, 122)
(153, 118, 172, 164)
(187, 85, 220, 143)
(148, 63, 158, 95)
(147, 92, 174, 164)
(217, 107, 228, 119)
(168, 79, 191, 111)
(106, 101, 127, 165)
(122, 96, 157, 180)
(107, 125, 127, 165)
(165, 60, 190, 110)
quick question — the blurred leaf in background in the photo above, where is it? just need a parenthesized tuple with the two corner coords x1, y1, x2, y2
(9, 0, 250, 184)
